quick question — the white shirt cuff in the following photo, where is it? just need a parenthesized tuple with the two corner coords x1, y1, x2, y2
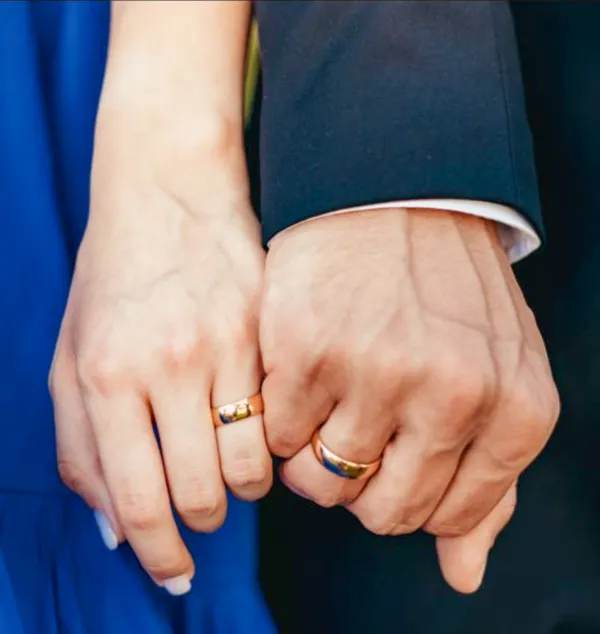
(270, 199, 541, 264)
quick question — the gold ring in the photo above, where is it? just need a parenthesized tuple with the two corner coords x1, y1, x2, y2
(311, 431, 381, 480)
(212, 393, 264, 427)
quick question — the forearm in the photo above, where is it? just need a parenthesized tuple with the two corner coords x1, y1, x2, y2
(106, 1, 250, 128)
(256, 1, 541, 245)
(95, 1, 250, 168)
(92, 1, 253, 219)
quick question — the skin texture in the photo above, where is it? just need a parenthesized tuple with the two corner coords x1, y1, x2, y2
(49, 1, 273, 590)
(49, 0, 559, 596)
(261, 208, 559, 592)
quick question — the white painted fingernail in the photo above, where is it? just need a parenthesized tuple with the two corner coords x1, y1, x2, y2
(94, 510, 118, 551)
(163, 575, 192, 596)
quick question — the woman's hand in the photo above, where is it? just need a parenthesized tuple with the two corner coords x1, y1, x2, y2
(49, 0, 269, 595)
(49, 113, 270, 593)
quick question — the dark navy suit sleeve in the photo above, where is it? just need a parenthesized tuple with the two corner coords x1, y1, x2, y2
(254, 1, 542, 244)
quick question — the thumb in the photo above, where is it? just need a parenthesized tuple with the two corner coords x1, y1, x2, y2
(435, 483, 517, 594)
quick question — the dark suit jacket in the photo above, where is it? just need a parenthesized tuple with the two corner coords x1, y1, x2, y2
(254, 3, 600, 634)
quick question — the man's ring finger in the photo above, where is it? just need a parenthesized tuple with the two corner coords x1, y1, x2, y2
(311, 430, 381, 480)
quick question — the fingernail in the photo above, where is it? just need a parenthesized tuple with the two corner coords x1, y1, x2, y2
(94, 510, 118, 551)
(163, 575, 192, 596)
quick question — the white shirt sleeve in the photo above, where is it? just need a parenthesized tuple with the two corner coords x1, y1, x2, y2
(269, 199, 541, 264)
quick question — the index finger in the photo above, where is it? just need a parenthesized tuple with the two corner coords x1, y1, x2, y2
(84, 388, 194, 595)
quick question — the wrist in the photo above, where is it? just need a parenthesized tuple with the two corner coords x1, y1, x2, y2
(104, 2, 248, 129)
(268, 208, 509, 280)
(93, 99, 248, 207)
(96, 96, 242, 160)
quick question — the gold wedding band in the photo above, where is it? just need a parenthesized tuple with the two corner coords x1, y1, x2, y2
(211, 393, 264, 427)
(311, 431, 381, 480)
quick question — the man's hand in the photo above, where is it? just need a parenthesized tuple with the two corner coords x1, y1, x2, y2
(260, 208, 559, 592)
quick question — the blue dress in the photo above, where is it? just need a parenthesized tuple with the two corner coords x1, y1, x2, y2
(0, 2, 275, 632)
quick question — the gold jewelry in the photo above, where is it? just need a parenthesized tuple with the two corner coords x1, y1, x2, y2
(212, 393, 264, 427)
(311, 431, 381, 480)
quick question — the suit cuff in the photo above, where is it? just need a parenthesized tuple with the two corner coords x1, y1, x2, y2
(268, 199, 541, 264)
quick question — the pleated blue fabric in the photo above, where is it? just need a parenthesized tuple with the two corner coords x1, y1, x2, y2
(0, 3, 275, 632)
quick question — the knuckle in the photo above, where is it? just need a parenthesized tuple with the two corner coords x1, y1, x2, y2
(159, 334, 203, 375)
(305, 479, 348, 509)
(48, 371, 68, 405)
(191, 504, 227, 532)
(177, 489, 226, 524)
(504, 390, 558, 460)
(548, 382, 562, 425)
(425, 499, 486, 536)
(433, 355, 486, 415)
(393, 500, 434, 534)
(391, 518, 423, 536)
(313, 491, 344, 509)
(397, 347, 428, 385)
(364, 351, 401, 390)
(77, 347, 128, 396)
(429, 488, 516, 537)
(265, 424, 304, 458)
(262, 381, 317, 458)
(370, 347, 426, 391)
(532, 377, 562, 435)
(144, 555, 190, 581)
(355, 494, 405, 536)
(359, 511, 399, 536)
(57, 458, 91, 494)
(426, 353, 489, 444)
(224, 455, 270, 490)
(116, 493, 162, 532)
(48, 354, 74, 402)
(490, 495, 517, 531)
(500, 494, 518, 524)
(486, 443, 526, 475)
(427, 519, 473, 538)
(483, 427, 534, 472)
(47, 368, 58, 399)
